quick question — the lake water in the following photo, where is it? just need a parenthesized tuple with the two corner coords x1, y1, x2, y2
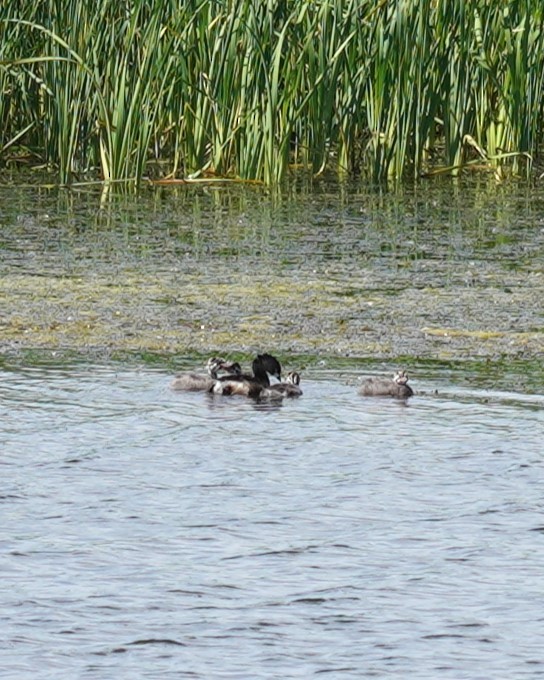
(1, 177, 543, 677)
(1, 363, 543, 679)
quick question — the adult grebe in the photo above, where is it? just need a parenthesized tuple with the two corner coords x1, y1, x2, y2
(211, 353, 282, 398)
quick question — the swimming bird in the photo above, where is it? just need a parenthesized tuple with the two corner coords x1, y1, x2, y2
(211, 353, 283, 398)
(170, 357, 235, 392)
(268, 371, 303, 397)
(358, 370, 414, 398)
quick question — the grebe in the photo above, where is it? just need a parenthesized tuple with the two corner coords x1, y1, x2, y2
(358, 370, 413, 398)
(211, 353, 282, 398)
(170, 357, 236, 392)
(269, 371, 303, 397)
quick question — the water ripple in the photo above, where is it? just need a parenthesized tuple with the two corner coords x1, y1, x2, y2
(1, 365, 543, 679)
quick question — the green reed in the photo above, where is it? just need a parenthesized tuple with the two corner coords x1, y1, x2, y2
(1, 0, 544, 185)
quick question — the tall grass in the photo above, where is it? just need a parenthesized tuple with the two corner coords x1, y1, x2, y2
(1, 0, 544, 185)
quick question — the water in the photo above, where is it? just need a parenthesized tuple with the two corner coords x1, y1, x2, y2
(1, 364, 543, 678)
(1, 178, 544, 359)
(1, 176, 543, 676)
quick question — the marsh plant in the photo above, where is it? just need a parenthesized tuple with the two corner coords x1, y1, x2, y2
(1, 0, 543, 185)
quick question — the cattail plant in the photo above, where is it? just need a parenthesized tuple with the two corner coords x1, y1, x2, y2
(1, 0, 543, 185)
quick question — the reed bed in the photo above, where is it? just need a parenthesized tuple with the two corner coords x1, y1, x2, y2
(1, 0, 544, 185)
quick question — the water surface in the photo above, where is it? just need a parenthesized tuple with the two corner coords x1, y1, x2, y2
(1, 364, 543, 678)
(1, 176, 543, 677)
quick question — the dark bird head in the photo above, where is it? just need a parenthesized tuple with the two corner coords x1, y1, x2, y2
(256, 353, 282, 381)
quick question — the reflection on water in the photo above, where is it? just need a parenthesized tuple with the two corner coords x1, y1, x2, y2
(1, 365, 543, 678)
(2, 178, 544, 274)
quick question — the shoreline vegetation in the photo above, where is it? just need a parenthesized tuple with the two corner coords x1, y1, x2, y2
(1, 1, 544, 186)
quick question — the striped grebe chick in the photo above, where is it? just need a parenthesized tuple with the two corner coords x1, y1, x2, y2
(358, 370, 413, 398)
(269, 371, 303, 397)
(171, 357, 232, 392)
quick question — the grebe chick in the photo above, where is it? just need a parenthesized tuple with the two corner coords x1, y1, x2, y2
(358, 370, 414, 398)
(219, 361, 243, 378)
(211, 353, 282, 397)
(171, 357, 228, 392)
(269, 371, 303, 397)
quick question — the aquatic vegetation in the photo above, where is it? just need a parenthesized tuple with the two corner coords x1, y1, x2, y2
(1, 0, 543, 184)
(1, 260, 543, 362)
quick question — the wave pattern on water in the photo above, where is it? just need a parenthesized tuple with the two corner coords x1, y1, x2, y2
(1, 366, 543, 679)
